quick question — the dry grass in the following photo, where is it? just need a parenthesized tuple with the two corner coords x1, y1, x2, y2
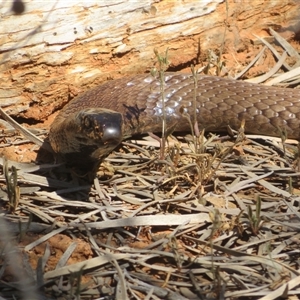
(1, 128, 300, 300)
(2, 27, 300, 300)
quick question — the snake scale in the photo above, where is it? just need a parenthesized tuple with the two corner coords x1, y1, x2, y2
(49, 72, 300, 171)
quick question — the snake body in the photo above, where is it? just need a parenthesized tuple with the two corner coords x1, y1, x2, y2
(49, 73, 300, 171)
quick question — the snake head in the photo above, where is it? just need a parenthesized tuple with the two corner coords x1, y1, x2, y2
(50, 108, 123, 172)
(76, 108, 123, 146)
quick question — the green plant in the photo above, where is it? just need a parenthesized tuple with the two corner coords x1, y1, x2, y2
(246, 195, 263, 235)
(151, 48, 170, 159)
(3, 158, 20, 213)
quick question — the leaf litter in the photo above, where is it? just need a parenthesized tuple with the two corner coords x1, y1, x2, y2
(1, 129, 300, 299)
(1, 39, 300, 300)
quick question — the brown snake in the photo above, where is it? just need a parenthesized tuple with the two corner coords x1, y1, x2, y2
(49, 72, 300, 171)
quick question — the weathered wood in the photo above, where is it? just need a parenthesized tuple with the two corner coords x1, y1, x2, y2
(0, 0, 299, 120)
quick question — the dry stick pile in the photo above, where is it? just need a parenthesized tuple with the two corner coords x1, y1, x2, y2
(1, 35, 300, 299)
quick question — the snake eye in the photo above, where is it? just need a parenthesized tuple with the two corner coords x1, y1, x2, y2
(102, 124, 121, 144)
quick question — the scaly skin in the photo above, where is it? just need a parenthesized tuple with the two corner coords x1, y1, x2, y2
(49, 73, 300, 170)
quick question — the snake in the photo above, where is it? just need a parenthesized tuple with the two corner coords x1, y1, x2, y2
(49, 72, 300, 171)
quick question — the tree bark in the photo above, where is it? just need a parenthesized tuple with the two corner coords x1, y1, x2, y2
(0, 0, 299, 121)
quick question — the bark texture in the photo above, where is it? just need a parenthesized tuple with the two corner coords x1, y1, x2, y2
(0, 0, 299, 121)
